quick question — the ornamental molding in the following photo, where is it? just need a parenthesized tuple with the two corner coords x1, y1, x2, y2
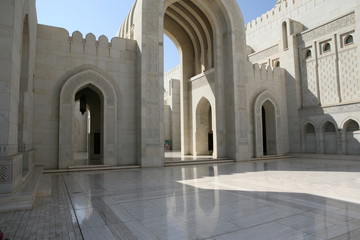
(301, 13, 355, 42)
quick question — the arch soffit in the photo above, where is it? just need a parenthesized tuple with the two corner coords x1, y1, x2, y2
(164, 0, 244, 33)
(169, 2, 211, 49)
(165, 7, 201, 53)
(164, 13, 197, 55)
(195, 96, 214, 115)
(253, 90, 281, 116)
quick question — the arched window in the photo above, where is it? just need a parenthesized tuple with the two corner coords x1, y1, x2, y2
(344, 119, 359, 132)
(282, 21, 289, 50)
(323, 43, 331, 52)
(345, 35, 354, 45)
(275, 61, 280, 67)
(304, 123, 316, 134)
(324, 121, 336, 132)
(305, 49, 312, 59)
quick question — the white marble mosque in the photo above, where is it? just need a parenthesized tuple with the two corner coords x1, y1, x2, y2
(0, 0, 360, 239)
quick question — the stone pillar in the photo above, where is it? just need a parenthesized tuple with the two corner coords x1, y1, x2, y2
(133, 0, 165, 167)
(0, 0, 25, 193)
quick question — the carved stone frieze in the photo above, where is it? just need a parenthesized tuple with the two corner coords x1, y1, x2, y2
(301, 13, 355, 42)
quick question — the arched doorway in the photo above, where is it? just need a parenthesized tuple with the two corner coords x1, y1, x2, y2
(261, 100, 277, 155)
(322, 121, 337, 154)
(343, 119, 360, 155)
(59, 69, 117, 169)
(303, 122, 317, 153)
(195, 97, 214, 156)
(254, 91, 282, 158)
(73, 86, 103, 165)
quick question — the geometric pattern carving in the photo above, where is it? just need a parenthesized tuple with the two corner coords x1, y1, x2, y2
(301, 13, 355, 42)
(339, 47, 360, 102)
(301, 60, 318, 107)
(0, 163, 12, 183)
(319, 55, 338, 105)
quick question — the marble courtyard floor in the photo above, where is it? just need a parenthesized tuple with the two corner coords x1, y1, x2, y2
(1, 158, 360, 240)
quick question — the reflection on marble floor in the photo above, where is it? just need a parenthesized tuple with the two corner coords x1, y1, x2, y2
(165, 151, 215, 162)
(74, 152, 102, 166)
(1, 158, 360, 239)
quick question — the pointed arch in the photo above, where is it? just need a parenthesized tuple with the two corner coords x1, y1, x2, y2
(59, 69, 117, 168)
(302, 122, 317, 153)
(342, 119, 360, 155)
(320, 120, 338, 154)
(253, 90, 282, 157)
(195, 97, 214, 156)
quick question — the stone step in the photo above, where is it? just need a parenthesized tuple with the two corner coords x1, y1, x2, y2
(0, 166, 43, 213)
(165, 159, 235, 167)
(68, 164, 111, 169)
(249, 155, 294, 161)
(43, 165, 141, 174)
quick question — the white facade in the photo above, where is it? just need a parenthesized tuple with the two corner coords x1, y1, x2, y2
(0, 0, 359, 194)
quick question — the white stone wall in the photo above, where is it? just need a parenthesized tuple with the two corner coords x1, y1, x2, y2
(246, 0, 358, 52)
(246, 0, 360, 155)
(0, 0, 37, 192)
(164, 78, 181, 151)
(33, 25, 137, 168)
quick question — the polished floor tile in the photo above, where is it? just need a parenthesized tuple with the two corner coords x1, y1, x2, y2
(1, 158, 360, 239)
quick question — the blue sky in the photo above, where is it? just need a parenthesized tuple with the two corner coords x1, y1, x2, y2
(36, 0, 277, 71)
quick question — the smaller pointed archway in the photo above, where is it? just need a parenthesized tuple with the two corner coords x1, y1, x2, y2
(59, 69, 117, 169)
(302, 122, 317, 153)
(73, 86, 103, 165)
(254, 91, 282, 158)
(194, 97, 214, 156)
(321, 121, 338, 154)
(343, 119, 360, 155)
(261, 101, 277, 156)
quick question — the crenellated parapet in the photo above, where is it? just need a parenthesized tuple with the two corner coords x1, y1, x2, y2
(247, 61, 284, 83)
(36, 25, 136, 58)
(245, 0, 298, 31)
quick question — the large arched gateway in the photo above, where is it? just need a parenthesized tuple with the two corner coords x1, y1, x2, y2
(119, 0, 250, 165)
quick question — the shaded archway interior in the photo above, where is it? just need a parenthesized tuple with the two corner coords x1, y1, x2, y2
(73, 86, 103, 166)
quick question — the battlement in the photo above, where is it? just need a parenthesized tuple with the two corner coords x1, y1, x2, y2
(247, 61, 283, 82)
(37, 25, 136, 57)
(164, 65, 180, 78)
(245, 0, 301, 31)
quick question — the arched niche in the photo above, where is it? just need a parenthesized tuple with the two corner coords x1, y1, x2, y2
(253, 91, 282, 158)
(195, 97, 214, 156)
(321, 121, 338, 154)
(302, 122, 317, 153)
(59, 70, 117, 169)
(343, 119, 360, 155)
